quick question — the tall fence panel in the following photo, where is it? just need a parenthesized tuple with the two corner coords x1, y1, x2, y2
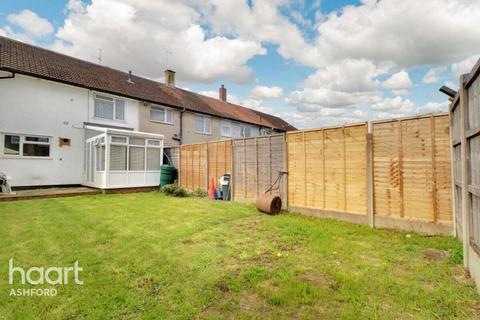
(452, 61, 480, 293)
(232, 134, 286, 206)
(287, 124, 368, 222)
(180, 140, 231, 190)
(372, 114, 452, 233)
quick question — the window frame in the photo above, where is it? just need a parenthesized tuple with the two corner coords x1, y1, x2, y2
(221, 120, 232, 137)
(94, 93, 125, 121)
(109, 135, 163, 172)
(240, 125, 252, 138)
(1, 133, 52, 159)
(149, 105, 174, 124)
(195, 114, 212, 134)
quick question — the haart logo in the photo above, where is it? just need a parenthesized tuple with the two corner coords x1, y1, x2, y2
(8, 258, 83, 297)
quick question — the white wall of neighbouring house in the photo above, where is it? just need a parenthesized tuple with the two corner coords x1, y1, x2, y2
(0, 74, 141, 187)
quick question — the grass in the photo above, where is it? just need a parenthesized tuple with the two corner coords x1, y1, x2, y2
(0, 192, 478, 319)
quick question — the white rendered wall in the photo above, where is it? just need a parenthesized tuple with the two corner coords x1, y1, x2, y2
(0, 74, 140, 187)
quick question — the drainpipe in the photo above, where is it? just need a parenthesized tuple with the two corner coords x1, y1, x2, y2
(179, 104, 186, 145)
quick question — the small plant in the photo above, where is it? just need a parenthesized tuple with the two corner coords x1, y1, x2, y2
(449, 245, 463, 264)
(160, 184, 188, 197)
(191, 188, 208, 198)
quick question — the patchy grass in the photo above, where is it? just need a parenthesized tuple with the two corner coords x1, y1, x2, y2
(0, 192, 478, 319)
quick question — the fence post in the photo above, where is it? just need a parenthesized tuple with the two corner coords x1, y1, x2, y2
(460, 75, 470, 268)
(205, 142, 209, 191)
(398, 119, 405, 218)
(303, 131, 307, 207)
(449, 108, 457, 238)
(366, 124, 374, 228)
(230, 140, 234, 201)
(243, 138, 247, 199)
(284, 133, 289, 209)
(178, 146, 182, 187)
(255, 137, 259, 197)
(430, 115, 438, 223)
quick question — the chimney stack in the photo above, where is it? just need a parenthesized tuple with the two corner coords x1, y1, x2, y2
(219, 84, 227, 102)
(165, 69, 176, 87)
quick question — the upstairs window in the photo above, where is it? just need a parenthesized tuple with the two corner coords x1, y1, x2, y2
(260, 128, 273, 136)
(2, 134, 50, 157)
(94, 94, 125, 120)
(240, 125, 252, 137)
(195, 115, 211, 134)
(221, 120, 231, 137)
(150, 106, 173, 124)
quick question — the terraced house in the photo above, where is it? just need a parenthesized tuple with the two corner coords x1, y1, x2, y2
(0, 36, 294, 189)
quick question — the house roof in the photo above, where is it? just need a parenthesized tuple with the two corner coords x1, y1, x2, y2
(0, 36, 296, 131)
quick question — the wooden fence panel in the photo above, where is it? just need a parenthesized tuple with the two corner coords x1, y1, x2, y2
(372, 121, 402, 218)
(372, 114, 452, 223)
(345, 125, 368, 215)
(287, 132, 306, 207)
(305, 130, 324, 209)
(232, 134, 286, 205)
(180, 140, 231, 190)
(450, 60, 480, 293)
(287, 124, 368, 216)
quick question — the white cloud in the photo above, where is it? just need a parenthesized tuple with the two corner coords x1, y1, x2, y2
(382, 70, 412, 95)
(422, 67, 445, 84)
(286, 59, 381, 111)
(287, 87, 380, 111)
(7, 10, 54, 37)
(52, 0, 266, 84)
(201, 0, 320, 67)
(250, 86, 284, 99)
(372, 96, 415, 114)
(303, 59, 380, 92)
(313, 0, 480, 69)
(416, 101, 448, 114)
(451, 54, 480, 77)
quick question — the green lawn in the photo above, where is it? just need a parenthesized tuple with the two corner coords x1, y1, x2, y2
(0, 192, 478, 319)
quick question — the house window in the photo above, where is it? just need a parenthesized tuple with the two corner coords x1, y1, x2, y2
(221, 120, 231, 137)
(195, 115, 211, 134)
(2, 134, 50, 157)
(146, 139, 162, 170)
(260, 128, 273, 136)
(240, 125, 252, 137)
(150, 106, 173, 124)
(94, 94, 125, 120)
(109, 136, 162, 171)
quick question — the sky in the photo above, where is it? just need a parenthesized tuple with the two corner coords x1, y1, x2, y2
(1, 0, 480, 129)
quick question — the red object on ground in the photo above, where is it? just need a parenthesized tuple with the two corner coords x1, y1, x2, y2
(209, 177, 215, 199)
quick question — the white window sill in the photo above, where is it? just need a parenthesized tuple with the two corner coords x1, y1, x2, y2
(93, 117, 127, 123)
(0, 156, 53, 160)
(149, 120, 174, 126)
(195, 131, 212, 136)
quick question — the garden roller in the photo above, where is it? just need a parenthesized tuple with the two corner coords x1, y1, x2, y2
(255, 171, 287, 215)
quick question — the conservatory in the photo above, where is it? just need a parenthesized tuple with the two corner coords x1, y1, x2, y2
(83, 126, 164, 189)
